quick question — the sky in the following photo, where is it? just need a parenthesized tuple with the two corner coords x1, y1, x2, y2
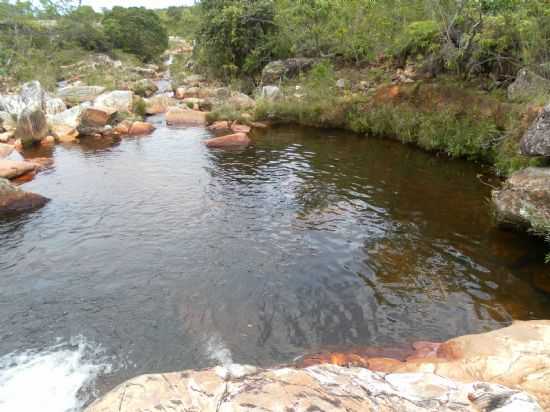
(81, 0, 195, 10)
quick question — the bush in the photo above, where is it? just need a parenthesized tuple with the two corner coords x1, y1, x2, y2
(103, 7, 168, 62)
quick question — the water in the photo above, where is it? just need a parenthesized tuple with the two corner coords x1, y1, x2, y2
(1, 123, 549, 410)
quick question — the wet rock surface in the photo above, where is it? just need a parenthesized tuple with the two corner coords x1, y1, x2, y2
(0, 177, 48, 215)
(492, 167, 550, 229)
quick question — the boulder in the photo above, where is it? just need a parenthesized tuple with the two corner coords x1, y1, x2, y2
(165, 107, 207, 125)
(47, 103, 91, 130)
(508, 68, 550, 101)
(85, 364, 541, 412)
(261, 58, 317, 84)
(145, 94, 176, 114)
(19, 81, 45, 111)
(94, 91, 133, 112)
(231, 123, 251, 134)
(128, 122, 155, 135)
(261, 85, 281, 100)
(44, 97, 67, 116)
(57, 85, 106, 106)
(0, 159, 38, 179)
(113, 120, 131, 135)
(204, 132, 251, 148)
(0, 143, 14, 158)
(520, 104, 550, 157)
(492, 167, 550, 229)
(228, 92, 256, 109)
(15, 107, 49, 148)
(131, 79, 158, 97)
(0, 111, 16, 132)
(207, 121, 232, 135)
(0, 178, 48, 215)
(0, 95, 25, 116)
(52, 125, 79, 143)
(80, 107, 117, 128)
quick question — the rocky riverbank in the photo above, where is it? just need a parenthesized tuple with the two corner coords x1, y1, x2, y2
(86, 321, 550, 412)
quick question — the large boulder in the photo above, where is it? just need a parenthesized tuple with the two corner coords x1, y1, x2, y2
(19, 81, 45, 111)
(508, 68, 550, 101)
(520, 104, 550, 157)
(227, 92, 256, 109)
(261, 58, 317, 84)
(204, 132, 251, 148)
(77, 106, 117, 136)
(47, 103, 91, 130)
(94, 91, 133, 112)
(0, 178, 48, 215)
(0, 159, 38, 179)
(261, 85, 281, 100)
(15, 107, 49, 148)
(131, 79, 158, 97)
(85, 364, 541, 412)
(145, 94, 176, 114)
(57, 85, 106, 106)
(492, 167, 550, 229)
(165, 107, 207, 125)
(44, 97, 67, 116)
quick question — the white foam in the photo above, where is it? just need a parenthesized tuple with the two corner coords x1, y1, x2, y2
(0, 337, 111, 412)
(205, 335, 233, 366)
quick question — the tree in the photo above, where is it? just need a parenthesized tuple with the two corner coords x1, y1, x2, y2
(103, 7, 168, 62)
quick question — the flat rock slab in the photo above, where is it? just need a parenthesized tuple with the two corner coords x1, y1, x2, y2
(204, 132, 251, 148)
(166, 107, 208, 125)
(86, 363, 541, 412)
(492, 167, 550, 229)
(0, 178, 48, 215)
(0, 159, 38, 180)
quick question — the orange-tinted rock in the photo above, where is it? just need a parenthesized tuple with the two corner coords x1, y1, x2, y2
(231, 123, 251, 134)
(114, 120, 132, 135)
(0, 178, 48, 215)
(128, 122, 155, 135)
(166, 107, 207, 125)
(81, 106, 117, 127)
(0, 159, 38, 179)
(52, 124, 79, 143)
(41, 136, 56, 146)
(204, 133, 250, 148)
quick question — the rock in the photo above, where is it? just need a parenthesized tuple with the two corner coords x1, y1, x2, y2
(165, 107, 207, 125)
(261, 85, 281, 100)
(128, 122, 155, 135)
(261, 58, 317, 84)
(47, 103, 90, 130)
(145, 94, 176, 114)
(80, 107, 117, 128)
(492, 167, 550, 229)
(207, 121, 232, 134)
(0, 111, 16, 132)
(57, 85, 106, 106)
(131, 79, 158, 97)
(508, 68, 550, 101)
(520, 104, 550, 157)
(0, 178, 48, 215)
(94, 91, 133, 112)
(85, 363, 542, 412)
(204, 132, 251, 148)
(0, 95, 25, 116)
(15, 108, 49, 148)
(175, 86, 201, 99)
(0, 143, 14, 158)
(19, 81, 45, 111)
(0, 159, 38, 179)
(182, 74, 205, 87)
(52, 125, 79, 143)
(44, 97, 66, 116)
(113, 120, 131, 135)
(41, 136, 55, 146)
(228, 92, 255, 109)
(231, 123, 251, 134)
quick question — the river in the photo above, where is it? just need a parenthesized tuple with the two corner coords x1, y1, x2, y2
(1, 120, 549, 411)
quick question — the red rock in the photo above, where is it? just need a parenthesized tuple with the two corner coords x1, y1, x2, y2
(231, 123, 251, 134)
(128, 122, 155, 135)
(204, 133, 251, 148)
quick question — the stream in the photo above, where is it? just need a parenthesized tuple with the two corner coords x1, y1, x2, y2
(1, 121, 549, 411)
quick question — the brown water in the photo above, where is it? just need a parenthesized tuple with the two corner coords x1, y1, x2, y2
(0, 121, 549, 407)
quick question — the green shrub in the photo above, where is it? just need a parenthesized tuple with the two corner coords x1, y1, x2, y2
(103, 7, 168, 62)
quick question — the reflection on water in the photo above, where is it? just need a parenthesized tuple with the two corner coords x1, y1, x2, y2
(1, 125, 549, 400)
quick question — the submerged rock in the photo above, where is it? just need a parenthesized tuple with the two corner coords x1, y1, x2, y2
(492, 167, 550, 229)
(0, 178, 48, 215)
(204, 132, 250, 148)
(521, 104, 550, 157)
(508, 68, 550, 101)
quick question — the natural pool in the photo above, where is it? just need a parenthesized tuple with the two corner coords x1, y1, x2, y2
(1, 122, 549, 411)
